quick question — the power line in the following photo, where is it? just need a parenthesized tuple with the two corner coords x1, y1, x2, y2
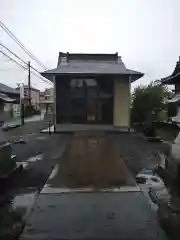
(0, 20, 48, 70)
(0, 43, 51, 84)
(0, 43, 52, 85)
(0, 43, 27, 66)
(0, 50, 52, 85)
(0, 69, 15, 71)
(0, 50, 27, 70)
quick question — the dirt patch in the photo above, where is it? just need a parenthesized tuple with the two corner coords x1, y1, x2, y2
(48, 135, 135, 188)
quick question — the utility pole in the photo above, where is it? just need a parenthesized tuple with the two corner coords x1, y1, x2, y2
(28, 61, 31, 107)
(20, 84, 24, 125)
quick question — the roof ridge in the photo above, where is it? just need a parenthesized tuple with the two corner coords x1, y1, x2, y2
(57, 52, 120, 66)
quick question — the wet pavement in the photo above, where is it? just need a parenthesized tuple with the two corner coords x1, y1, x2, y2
(136, 168, 171, 211)
(109, 133, 162, 177)
(1, 114, 52, 142)
(0, 131, 170, 239)
(19, 134, 167, 239)
(20, 192, 167, 240)
(42, 135, 136, 191)
(2, 113, 44, 128)
(0, 133, 71, 239)
(0, 188, 38, 239)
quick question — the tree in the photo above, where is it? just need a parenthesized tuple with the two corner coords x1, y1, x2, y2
(131, 80, 170, 126)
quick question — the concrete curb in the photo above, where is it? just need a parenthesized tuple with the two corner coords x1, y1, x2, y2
(138, 133, 163, 142)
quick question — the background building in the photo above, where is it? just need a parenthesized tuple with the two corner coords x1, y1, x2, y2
(40, 88, 53, 114)
(16, 85, 40, 110)
(0, 82, 20, 123)
(41, 52, 143, 130)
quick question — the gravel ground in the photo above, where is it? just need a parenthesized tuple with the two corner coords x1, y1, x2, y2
(0, 130, 71, 239)
(108, 132, 162, 177)
(0, 116, 63, 192)
(1, 130, 163, 192)
(12, 133, 72, 190)
(3, 120, 51, 141)
(11, 131, 162, 190)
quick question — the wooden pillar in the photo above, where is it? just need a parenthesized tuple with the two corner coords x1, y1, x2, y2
(0, 101, 4, 125)
(53, 75, 56, 131)
(175, 82, 180, 94)
(128, 75, 131, 131)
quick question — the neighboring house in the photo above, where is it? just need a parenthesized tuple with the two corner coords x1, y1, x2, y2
(41, 52, 143, 130)
(0, 82, 20, 123)
(16, 85, 40, 109)
(40, 88, 53, 114)
(161, 57, 180, 123)
(0, 82, 20, 102)
(24, 85, 40, 109)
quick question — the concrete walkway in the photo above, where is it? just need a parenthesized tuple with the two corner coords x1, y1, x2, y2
(42, 134, 136, 191)
(42, 124, 129, 133)
(20, 134, 167, 240)
(21, 192, 167, 240)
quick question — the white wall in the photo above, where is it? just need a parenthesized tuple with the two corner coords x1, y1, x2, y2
(113, 78, 130, 128)
(24, 88, 40, 108)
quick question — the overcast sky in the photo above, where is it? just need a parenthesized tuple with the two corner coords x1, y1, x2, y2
(0, 0, 180, 90)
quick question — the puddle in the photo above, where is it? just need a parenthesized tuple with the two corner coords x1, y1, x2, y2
(11, 154, 16, 160)
(136, 169, 164, 187)
(35, 136, 47, 140)
(136, 168, 170, 210)
(0, 190, 37, 239)
(27, 133, 37, 136)
(158, 152, 166, 169)
(16, 161, 29, 169)
(13, 139, 27, 144)
(26, 154, 43, 163)
(41, 125, 55, 133)
(16, 154, 44, 170)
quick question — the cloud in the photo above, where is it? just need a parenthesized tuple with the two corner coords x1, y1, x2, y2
(0, 0, 180, 89)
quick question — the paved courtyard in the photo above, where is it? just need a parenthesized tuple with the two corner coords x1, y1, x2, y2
(0, 128, 167, 239)
(19, 132, 166, 240)
(21, 192, 166, 240)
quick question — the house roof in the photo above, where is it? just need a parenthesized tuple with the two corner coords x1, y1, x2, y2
(41, 52, 144, 82)
(161, 57, 180, 84)
(0, 92, 15, 103)
(0, 82, 19, 95)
